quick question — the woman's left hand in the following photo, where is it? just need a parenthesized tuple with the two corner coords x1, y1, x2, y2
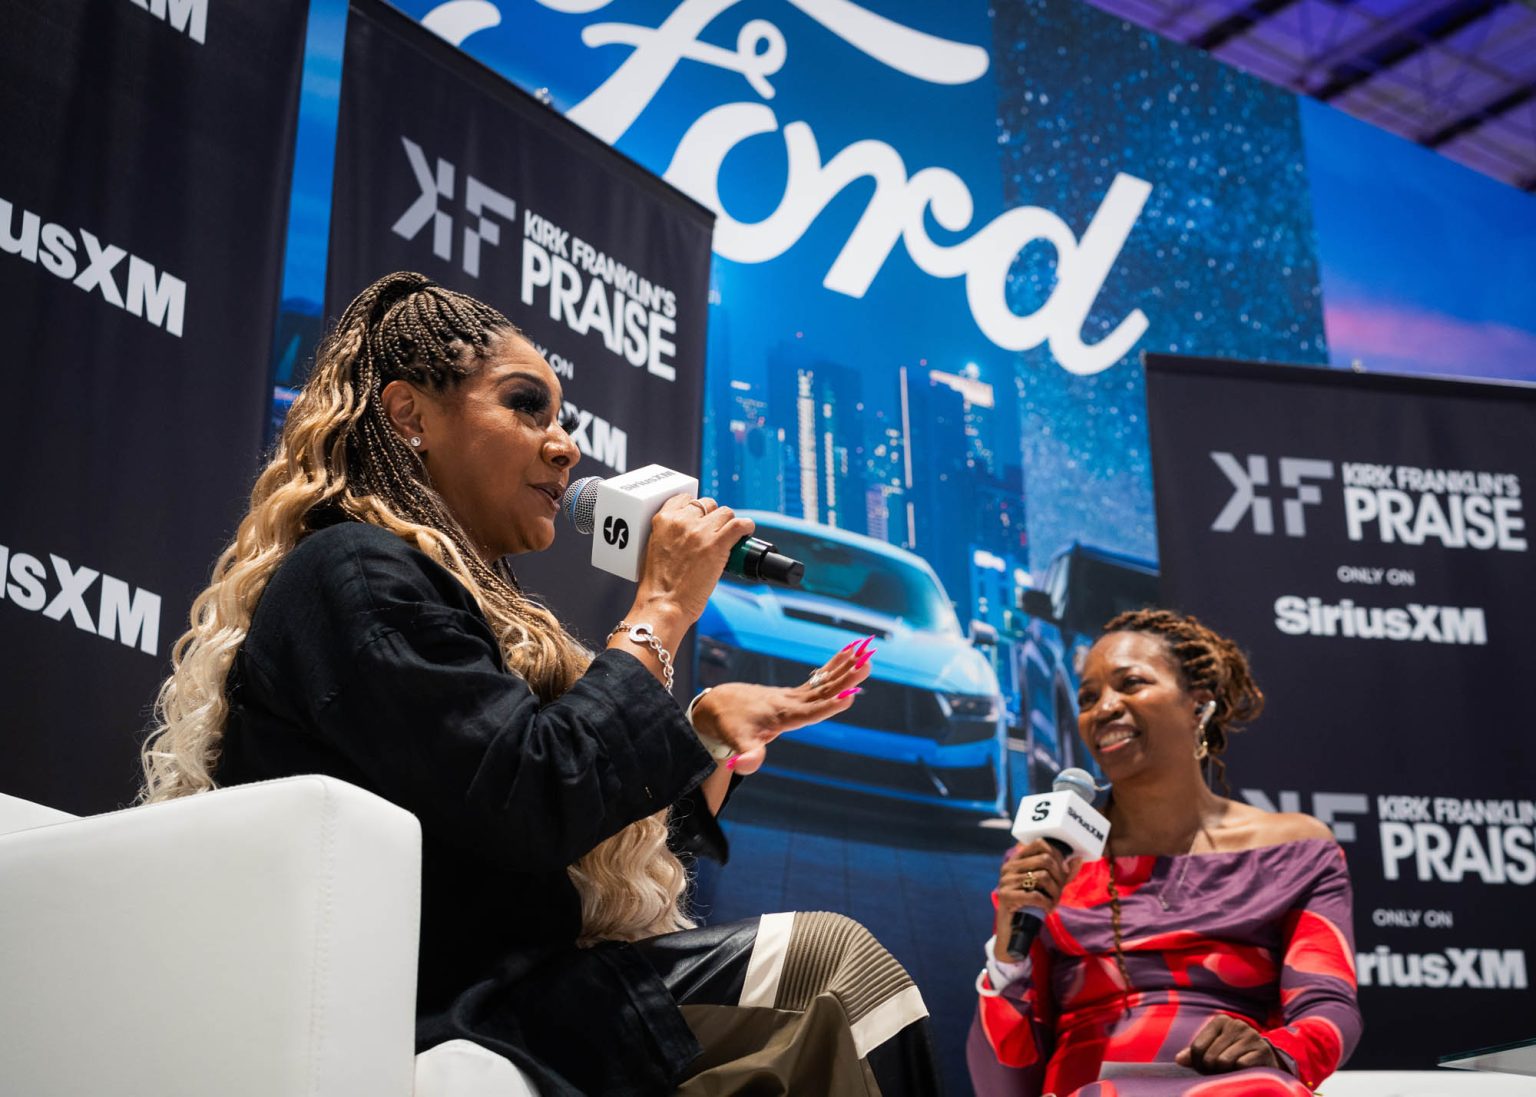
(1175, 1015, 1282, 1074)
(691, 638, 876, 758)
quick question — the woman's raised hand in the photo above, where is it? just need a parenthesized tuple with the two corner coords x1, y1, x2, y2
(690, 636, 877, 758)
(634, 495, 756, 624)
(992, 840, 1081, 961)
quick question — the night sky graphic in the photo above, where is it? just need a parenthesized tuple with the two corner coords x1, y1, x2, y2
(992, 0, 1329, 565)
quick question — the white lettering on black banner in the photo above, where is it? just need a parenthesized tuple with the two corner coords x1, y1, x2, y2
(560, 399, 628, 473)
(126, 0, 208, 44)
(0, 542, 162, 655)
(1357, 947, 1528, 990)
(1210, 452, 1527, 551)
(523, 208, 679, 382)
(1274, 596, 1487, 645)
(392, 136, 519, 278)
(1, 197, 186, 336)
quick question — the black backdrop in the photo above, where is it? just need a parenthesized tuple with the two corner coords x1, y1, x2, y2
(0, 0, 307, 811)
(1146, 354, 1536, 1066)
(325, 0, 715, 661)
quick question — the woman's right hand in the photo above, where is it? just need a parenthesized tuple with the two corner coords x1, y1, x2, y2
(634, 495, 756, 623)
(993, 840, 1080, 961)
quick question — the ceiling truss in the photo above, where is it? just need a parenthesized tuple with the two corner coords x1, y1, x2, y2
(1082, 0, 1536, 191)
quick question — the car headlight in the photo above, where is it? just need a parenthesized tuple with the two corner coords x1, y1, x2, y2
(938, 692, 1000, 721)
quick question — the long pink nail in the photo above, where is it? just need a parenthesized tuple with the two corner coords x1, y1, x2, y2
(840, 640, 860, 653)
(855, 635, 876, 657)
(837, 687, 862, 699)
(725, 755, 739, 770)
(856, 648, 877, 669)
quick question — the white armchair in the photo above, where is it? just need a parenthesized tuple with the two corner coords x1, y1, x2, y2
(0, 774, 531, 1097)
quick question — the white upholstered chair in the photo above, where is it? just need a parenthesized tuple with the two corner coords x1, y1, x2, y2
(0, 774, 537, 1097)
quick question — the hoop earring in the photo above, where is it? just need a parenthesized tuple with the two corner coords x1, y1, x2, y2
(1194, 733, 1210, 761)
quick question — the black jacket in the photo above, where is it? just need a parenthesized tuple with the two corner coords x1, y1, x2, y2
(216, 520, 721, 1094)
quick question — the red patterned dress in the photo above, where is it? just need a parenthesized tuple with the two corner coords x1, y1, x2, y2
(968, 838, 1361, 1096)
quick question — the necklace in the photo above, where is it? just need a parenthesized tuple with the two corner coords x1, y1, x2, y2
(1107, 823, 1208, 910)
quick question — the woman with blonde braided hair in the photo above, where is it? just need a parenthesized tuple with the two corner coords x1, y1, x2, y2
(141, 272, 940, 1095)
(969, 608, 1361, 1096)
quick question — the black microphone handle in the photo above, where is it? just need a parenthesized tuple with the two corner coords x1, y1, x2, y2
(1006, 836, 1075, 959)
(726, 536, 804, 587)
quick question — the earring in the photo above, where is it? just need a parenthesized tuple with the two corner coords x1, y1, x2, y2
(1195, 700, 1215, 761)
(409, 436, 422, 448)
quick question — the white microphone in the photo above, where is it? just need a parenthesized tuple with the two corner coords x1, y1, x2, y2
(560, 465, 804, 585)
(1006, 767, 1110, 957)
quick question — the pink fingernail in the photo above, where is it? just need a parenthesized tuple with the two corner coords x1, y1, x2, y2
(725, 755, 739, 770)
(840, 640, 860, 653)
(855, 635, 876, 656)
(837, 687, 862, 699)
(856, 648, 877, 669)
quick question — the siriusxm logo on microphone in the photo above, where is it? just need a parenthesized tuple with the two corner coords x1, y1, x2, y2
(1012, 780, 1110, 859)
(601, 516, 629, 548)
(1066, 804, 1106, 843)
(570, 465, 701, 583)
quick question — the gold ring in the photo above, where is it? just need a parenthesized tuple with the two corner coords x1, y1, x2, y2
(1021, 870, 1037, 892)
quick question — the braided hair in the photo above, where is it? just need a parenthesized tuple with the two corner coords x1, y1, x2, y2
(143, 272, 692, 944)
(1096, 608, 1265, 1012)
(1100, 607, 1265, 787)
(329, 272, 534, 607)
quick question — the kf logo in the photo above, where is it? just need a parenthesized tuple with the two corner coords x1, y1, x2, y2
(602, 516, 629, 549)
(1210, 453, 1335, 537)
(392, 137, 518, 277)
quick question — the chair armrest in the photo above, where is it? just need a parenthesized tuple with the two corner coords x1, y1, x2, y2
(0, 775, 422, 1097)
(1321, 1070, 1536, 1095)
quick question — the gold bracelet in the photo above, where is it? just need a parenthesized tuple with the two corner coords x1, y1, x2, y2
(607, 621, 674, 693)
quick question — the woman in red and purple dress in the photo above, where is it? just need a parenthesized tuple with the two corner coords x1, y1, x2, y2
(968, 609, 1361, 1096)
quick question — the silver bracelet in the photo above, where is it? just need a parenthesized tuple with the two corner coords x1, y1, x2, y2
(685, 688, 734, 761)
(607, 621, 674, 693)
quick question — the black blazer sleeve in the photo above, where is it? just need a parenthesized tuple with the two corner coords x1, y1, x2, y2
(246, 524, 718, 873)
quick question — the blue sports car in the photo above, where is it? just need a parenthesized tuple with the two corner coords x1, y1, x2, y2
(695, 512, 1009, 817)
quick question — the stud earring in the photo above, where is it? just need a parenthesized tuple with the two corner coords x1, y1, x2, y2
(409, 436, 422, 448)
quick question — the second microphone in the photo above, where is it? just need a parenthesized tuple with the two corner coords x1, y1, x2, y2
(561, 466, 805, 587)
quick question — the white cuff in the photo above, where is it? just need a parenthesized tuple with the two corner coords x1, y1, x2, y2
(980, 934, 1033, 994)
